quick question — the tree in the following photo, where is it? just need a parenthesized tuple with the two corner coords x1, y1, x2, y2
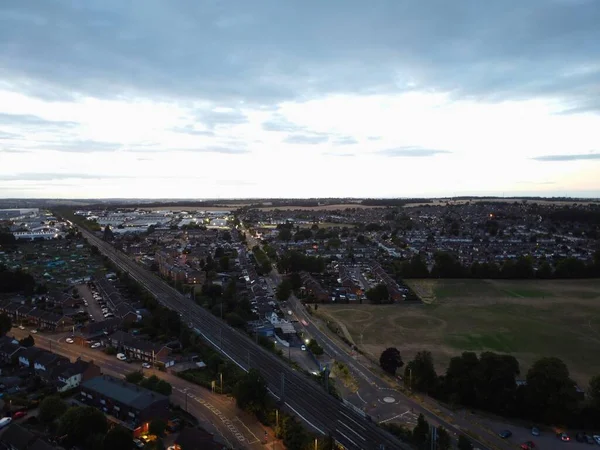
(412, 414, 429, 449)
(276, 280, 293, 301)
(525, 357, 578, 423)
(379, 347, 403, 376)
(278, 228, 292, 241)
(58, 406, 108, 446)
(366, 284, 389, 304)
(457, 435, 473, 450)
(444, 352, 479, 407)
(19, 334, 34, 347)
(149, 419, 167, 437)
(0, 313, 11, 335)
(103, 225, 114, 241)
(103, 426, 133, 450)
(589, 374, 600, 408)
(140, 375, 172, 396)
(436, 427, 451, 450)
(38, 395, 68, 424)
(405, 351, 437, 393)
(283, 416, 309, 450)
(219, 256, 230, 271)
(307, 339, 324, 356)
(233, 369, 268, 413)
(125, 371, 144, 384)
(473, 352, 519, 415)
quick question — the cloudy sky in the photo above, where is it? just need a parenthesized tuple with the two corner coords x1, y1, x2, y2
(1, 0, 599, 199)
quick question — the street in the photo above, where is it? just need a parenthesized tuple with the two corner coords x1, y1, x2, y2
(10, 328, 277, 450)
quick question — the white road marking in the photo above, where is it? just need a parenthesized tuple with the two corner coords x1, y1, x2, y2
(337, 420, 366, 441)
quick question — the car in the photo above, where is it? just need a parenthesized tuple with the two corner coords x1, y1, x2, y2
(12, 411, 27, 419)
(520, 441, 536, 450)
(593, 435, 600, 445)
(65, 338, 74, 344)
(531, 427, 540, 436)
(116, 353, 127, 361)
(91, 342, 101, 349)
(301, 345, 306, 351)
(133, 438, 145, 448)
(557, 432, 571, 442)
(142, 362, 151, 369)
(499, 430, 512, 439)
(18, 325, 25, 330)
(30, 329, 37, 334)
(585, 435, 594, 445)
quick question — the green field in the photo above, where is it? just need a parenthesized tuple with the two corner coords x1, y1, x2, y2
(319, 279, 600, 386)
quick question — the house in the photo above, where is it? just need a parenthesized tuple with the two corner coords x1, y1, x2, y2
(0, 336, 23, 363)
(17, 347, 45, 368)
(173, 427, 226, 450)
(33, 350, 69, 380)
(50, 358, 101, 392)
(108, 331, 173, 366)
(0, 424, 53, 450)
(80, 375, 170, 433)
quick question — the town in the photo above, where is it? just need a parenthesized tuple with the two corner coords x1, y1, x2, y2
(0, 199, 599, 450)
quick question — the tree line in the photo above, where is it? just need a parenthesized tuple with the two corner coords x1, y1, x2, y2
(389, 251, 600, 280)
(380, 347, 600, 429)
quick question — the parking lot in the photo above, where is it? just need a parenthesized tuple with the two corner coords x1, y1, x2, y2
(77, 283, 113, 322)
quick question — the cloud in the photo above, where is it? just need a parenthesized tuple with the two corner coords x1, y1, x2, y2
(193, 108, 248, 129)
(0, 172, 130, 181)
(194, 145, 249, 154)
(324, 152, 355, 157)
(283, 133, 329, 145)
(262, 115, 306, 133)
(172, 125, 215, 136)
(0, 113, 78, 130)
(0, 130, 21, 139)
(333, 136, 358, 145)
(377, 146, 451, 157)
(40, 139, 122, 152)
(532, 153, 600, 161)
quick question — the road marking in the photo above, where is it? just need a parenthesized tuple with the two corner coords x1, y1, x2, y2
(234, 417, 260, 444)
(356, 391, 367, 404)
(337, 420, 366, 441)
(175, 387, 246, 443)
(379, 413, 404, 424)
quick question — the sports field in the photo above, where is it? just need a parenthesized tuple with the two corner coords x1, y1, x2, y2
(318, 279, 600, 386)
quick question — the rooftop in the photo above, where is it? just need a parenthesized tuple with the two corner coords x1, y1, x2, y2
(82, 374, 168, 410)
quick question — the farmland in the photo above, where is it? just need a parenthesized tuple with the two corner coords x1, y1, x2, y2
(318, 279, 600, 386)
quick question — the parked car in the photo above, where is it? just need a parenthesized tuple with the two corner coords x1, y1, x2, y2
(585, 435, 594, 445)
(12, 411, 26, 419)
(301, 345, 306, 351)
(592, 435, 600, 445)
(142, 362, 151, 369)
(30, 329, 37, 334)
(499, 430, 512, 439)
(65, 338, 74, 344)
(531, 427, 540, 436)
(520, 441, 535, 450)
(116, 353, 127, 361)
(133, 439, 144, 449)
(18, 325, 25, 330)
(91, 342, 101, 349)
(557, 432, 571, 442)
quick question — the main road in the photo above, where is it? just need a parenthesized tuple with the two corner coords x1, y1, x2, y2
(80, 228, 408, 450)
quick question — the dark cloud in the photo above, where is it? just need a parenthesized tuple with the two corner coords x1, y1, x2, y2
(377, 147, 451, 157)
(284, 133, 329, 145)
(532, 153, 600, 161)
(1, 1, 597, 111)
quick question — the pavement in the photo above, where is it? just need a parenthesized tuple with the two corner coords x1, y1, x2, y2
(9, 328, 279, 450)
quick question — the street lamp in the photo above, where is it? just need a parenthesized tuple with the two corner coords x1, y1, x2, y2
(183, 387, 189, 412)
(220, 372, 223, 394)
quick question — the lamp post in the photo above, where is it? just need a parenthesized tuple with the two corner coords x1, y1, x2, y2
(220, 372, 223, 394)
(183, 387, 189, 412)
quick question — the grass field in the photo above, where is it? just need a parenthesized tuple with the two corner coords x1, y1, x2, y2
(318, 279, 600, 386)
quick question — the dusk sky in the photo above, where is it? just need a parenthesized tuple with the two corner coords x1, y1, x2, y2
(1, 0, 599, 199)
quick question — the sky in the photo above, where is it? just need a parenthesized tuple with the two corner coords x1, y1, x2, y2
(0, 0, 599, 199)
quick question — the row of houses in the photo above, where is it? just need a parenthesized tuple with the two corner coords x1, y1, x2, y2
(300, 271, 329, 302)
(0, 300, 74, 332)
(370, 262, 406, 302)
(0, 336, 101, 392)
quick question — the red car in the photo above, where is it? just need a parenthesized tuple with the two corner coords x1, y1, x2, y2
(12, 411, 27, 419)
(521, 441, 536, 450)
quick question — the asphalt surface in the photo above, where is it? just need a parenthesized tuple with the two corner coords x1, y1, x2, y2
(80, 229, 409, 450)
(77, 283, 105, 322)
(10, 329, 275, 450)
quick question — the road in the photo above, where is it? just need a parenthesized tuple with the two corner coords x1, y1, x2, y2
(10, 329, 276, 450)
(80, 229, 407, 450)
(77, 283, 105, 322)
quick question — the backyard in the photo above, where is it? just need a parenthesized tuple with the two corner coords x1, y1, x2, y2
(318, 279, 600, 386)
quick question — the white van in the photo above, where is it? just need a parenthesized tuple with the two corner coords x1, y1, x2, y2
(0, 417, 12, 429)
(116, 353, 127, 361)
